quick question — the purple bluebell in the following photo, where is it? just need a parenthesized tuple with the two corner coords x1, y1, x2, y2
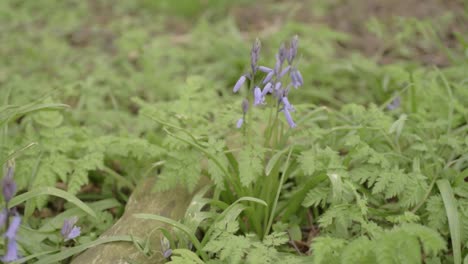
(236, 118, 244, 129)
(61, 217, 81, 241)
(387, 96, 401, 110)
(258, 66, 272, 73)
(233, 75, 246, 93)
(283, 107, 296, 128)
(161, 236, 172, 259)
(253, 87, 264, 106)
(274, 54, 282, 75)
(163, 249, 172, 259)
(281, 97, 294, 112)
(290, 68, 303, 88)
(278, 43, 287, 64)
(251, 39, 261, 74)
(262, 83, 272, 96)
(0, 209, 7, 228)
(1, 239, 18, 262)
(2, 165, 16, 203)
(275, 82, 282, 91)
(263, 71, 274, 84)
(279, 66, 291, 79)
(288, 35, 299, 64)
(4, 215, 20, 240)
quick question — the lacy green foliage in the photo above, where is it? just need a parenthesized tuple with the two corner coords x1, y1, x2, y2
(311, 224, 446, 264)
(1, 0, 467, 262)
(238, 144, 263, 187)
(146, 38, 467, 263)
(156, 149, 202, 192)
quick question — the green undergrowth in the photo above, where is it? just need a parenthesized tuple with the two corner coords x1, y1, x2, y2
(0, 0, 467, 263)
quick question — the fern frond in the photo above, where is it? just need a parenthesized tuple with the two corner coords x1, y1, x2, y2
(302, 185, 330, 208)
(156, 149, 202, 192)
(238, 144, 263, 187)
(310, 236, 347, 264)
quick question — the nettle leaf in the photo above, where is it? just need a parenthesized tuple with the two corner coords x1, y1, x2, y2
(156, 149, 202, 192)
(238, 144, 263, 187)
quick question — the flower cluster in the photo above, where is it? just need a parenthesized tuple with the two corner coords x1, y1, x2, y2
(233, 36, 303, 128)
(1, 161, 20, 262)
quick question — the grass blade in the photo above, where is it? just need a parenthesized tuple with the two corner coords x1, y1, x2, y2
(134, 213, 208, 261)
(437, 179, 461, 264)
(12, 250, 57, 264)
(9, 187, 96, 218)
(265, 147, 289, 176)
(34, 235, 135, 264)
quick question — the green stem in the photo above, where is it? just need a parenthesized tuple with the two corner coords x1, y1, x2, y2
(264, 147, 293, 239)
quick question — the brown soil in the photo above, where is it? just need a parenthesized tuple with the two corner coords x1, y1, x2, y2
(232, 0, 467, 66)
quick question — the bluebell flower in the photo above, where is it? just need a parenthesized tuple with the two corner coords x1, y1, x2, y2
(281, 97, 294, 112)
(277, 43, 287, 64)
(258, 66, 272, 73)
(236, 118, 244, 129)
(279, 66, 291, 79)
(262, 83, 272, 96)
(290, 68, 303, 88)
(275, 82, 282, 91)
(61, 217, 81, 241)
(251, 39, 261, 74)
(263, 71, 274, 84)
(274, 57, 281, 75)
(2, 165, 16, 203)
(1, 239, 18, 262)
(161, 236, 172, 259)
(287, 35, 299, 64)
(387, 96, 401, 110)
(283, 107, 296, 128)
(281, 97, 296, 128)
(4, 215, 20, 240)
(253, 87, 264, 106)
(233, 75, 246, 93)
(0, 209, 7, 228)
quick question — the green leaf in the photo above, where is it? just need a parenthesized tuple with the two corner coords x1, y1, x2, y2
(239, 144, 263, 187)
(265, 147, 289, 176)
(9, 187, 97, 218)
(169, 249, 205, 264)
(134, 213, 208, 261)
(34, 235, 135, 264)
(437, 179, 462, 264)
